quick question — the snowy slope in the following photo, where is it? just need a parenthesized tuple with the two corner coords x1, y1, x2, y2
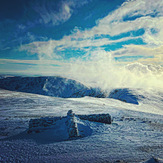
(0, 89, 163, 162)
(108, 88, 143, 104)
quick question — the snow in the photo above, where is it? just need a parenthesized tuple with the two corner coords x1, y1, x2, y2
(141, 157, 163, 163)
(1, 76, 161, 106)
(27, 110, 111, 140)
(0, 76, 105, 98)
(66, 110, 80, 138)
(109, 88, 140, 104)
(0, 88, 163, 162)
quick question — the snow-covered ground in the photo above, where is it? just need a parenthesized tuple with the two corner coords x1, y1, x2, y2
(0, 88, 163, 162)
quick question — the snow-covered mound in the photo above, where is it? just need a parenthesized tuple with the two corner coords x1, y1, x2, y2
(28, 110, 112, 141)
(28, 110, 82, 139)
(27, 110, 94, 141)
(108, 88, 142, 104)
(0, 76, 105, 98)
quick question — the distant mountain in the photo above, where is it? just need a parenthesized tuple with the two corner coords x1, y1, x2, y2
(0, 76, 105, 98)
(0, 76, 143, 104)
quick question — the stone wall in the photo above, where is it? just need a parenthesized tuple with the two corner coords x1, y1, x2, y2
(78, 114, 112, 124)
(28, 117, 62, 133)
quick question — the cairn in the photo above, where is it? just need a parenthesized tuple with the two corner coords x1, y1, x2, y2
(66, 110, 80, 138)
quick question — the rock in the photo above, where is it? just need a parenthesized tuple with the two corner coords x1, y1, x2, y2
(28, 117, 61, 133)
(78, 113, 112, 124)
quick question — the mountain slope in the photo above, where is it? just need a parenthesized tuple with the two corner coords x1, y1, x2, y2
(0, 76, 105, 98)
(108, 88, 141, 105)
(0, 76, 154, 105)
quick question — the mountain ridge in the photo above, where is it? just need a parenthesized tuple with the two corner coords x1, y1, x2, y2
(0, 76, 105, 98)
(0, 76, 142, 104)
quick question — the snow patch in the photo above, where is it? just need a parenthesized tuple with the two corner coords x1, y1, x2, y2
(141, 157, 163, 163)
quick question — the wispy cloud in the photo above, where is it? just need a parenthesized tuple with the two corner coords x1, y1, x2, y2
(20, 35, 142, 60)
(32, 0, 91, 25)
(0, 59, 70, 76)
(112, 44, 163, 56)
(0, 59, 68, 66)
(20, 0, 163, 64)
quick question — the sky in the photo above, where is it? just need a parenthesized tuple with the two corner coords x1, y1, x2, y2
(0, 0, 163, 87)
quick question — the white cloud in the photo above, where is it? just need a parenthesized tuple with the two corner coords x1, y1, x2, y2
(0, 59, 71, 76)
(33, 0, 91, 25)
(64, 4, 70, 13)
(125, 62, 163, 74)
(20, 34, 142, 59)
(135, 54, 163, 65)
(67, 51, 163, 91)
(1, 54, 163, 91)
(33, 1, 71, 25)
(110, 44, 163, 65)
(68, 0, 163, 48)
(0, 59, 68, 66)
(20, 0, 163, 65)
(112, 44, 163, 56)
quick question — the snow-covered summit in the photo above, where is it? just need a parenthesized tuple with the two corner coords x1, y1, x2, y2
(0, 76, 105, 98)
(0, 75, 158, 105)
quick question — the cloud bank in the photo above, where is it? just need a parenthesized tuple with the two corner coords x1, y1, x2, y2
(67, 51, 163, 91)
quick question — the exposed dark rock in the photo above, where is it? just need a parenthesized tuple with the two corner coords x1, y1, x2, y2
(78, 114, 112, 124)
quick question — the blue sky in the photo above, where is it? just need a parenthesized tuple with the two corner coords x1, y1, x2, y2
(0, 0, 163, 75)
